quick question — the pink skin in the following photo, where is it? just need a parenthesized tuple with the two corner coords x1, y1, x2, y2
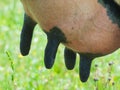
(21, 0, 120, 55)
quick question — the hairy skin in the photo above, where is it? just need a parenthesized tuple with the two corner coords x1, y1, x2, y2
(20, 0, 120, 82)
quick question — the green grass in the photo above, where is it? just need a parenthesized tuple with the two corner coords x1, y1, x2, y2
(0, 0, 120, 90)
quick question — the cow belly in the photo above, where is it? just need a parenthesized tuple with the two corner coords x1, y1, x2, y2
(21, 0, 120, 55)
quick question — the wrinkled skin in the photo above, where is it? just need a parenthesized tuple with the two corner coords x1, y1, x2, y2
(20, 0, 120, 82)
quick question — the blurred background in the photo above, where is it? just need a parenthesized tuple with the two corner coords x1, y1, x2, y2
(0, 0, 120, 90)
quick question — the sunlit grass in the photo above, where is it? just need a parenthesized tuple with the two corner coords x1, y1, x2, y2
(0, 0, 120, 90)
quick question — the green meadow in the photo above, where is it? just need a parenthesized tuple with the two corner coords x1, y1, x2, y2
(0, 0, 120, 90)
